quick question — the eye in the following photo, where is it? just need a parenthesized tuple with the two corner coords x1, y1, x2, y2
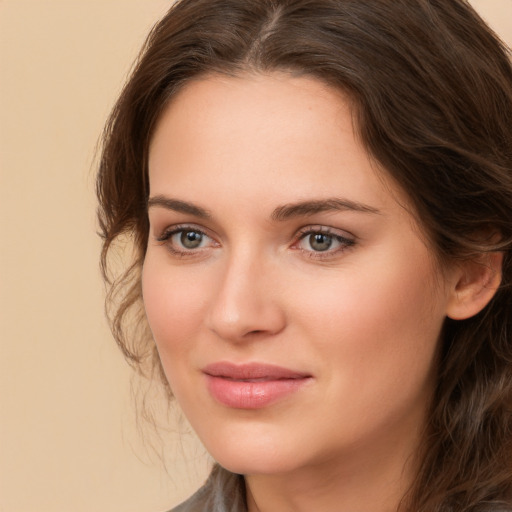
(156, 225, 217, 256)
(294, 227, 355, 257)
(304, 233, 335, 252)
(177, 229, 206, 249)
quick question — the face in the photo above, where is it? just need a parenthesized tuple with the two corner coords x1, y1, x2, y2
(143, 73, 455, 478)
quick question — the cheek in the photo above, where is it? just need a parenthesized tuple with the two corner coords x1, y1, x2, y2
(296, 258, 441, 339)
(292, 250, 445, 406)
(141, 255, 209, 363)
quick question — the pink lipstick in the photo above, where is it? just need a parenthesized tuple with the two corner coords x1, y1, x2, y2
(203, 362, 312, 409)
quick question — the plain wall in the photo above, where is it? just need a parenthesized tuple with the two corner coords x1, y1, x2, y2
(1, 1, 511, 511)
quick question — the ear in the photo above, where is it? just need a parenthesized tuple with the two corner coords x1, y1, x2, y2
(446, 252, 503, 320)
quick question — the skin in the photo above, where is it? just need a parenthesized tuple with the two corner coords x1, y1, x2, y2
(142, 73, 494, 512)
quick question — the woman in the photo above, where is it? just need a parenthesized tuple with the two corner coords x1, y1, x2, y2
(96, 0, 512, 511)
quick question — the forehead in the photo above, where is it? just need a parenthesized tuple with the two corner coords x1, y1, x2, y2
(150, 72, 351, 162)
(148, 72, 412, 224)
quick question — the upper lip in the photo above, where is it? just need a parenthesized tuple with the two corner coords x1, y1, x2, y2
(202, 362, 311, 381)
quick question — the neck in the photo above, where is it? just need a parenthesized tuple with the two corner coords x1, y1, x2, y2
(244, 421, 422, 512)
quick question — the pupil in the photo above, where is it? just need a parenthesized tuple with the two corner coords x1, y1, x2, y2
(310, 233, 332, 251)
(181, 230, 202, 249)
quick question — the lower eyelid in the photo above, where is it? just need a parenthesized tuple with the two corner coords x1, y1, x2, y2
(154, 224, 354, 256)
(161, 227, 221, 257)
(155, 225, 208, 242)
(293, 230, 355, 255)
(297, 229, 354, 243)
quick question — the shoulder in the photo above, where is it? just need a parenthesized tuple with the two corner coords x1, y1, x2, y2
(167, 465, 246, 512)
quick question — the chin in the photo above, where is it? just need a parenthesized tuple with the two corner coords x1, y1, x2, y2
(215, 452, 301, 477)
(200, 424, 313, 476)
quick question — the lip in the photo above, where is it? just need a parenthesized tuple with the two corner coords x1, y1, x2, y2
(202, 362, 312, 409)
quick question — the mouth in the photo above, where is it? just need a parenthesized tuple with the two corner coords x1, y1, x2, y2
(202, 362, 313, 409)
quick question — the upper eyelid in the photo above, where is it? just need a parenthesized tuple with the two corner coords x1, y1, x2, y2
(155, 223, 214, 239)
(153, 222, 356, 247)
(156, 226, 218, 256)
(295, 225, 355, 240)
(293, 228, 356, 260)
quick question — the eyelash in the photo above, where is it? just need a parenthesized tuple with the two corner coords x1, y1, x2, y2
(155, 224, 355, 260)
(156, 224, 215, 257)
(293, 227, 355, 260)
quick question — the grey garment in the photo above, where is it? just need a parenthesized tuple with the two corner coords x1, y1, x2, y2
(168, 465, 512, 512)
(169, 465, 246, 512)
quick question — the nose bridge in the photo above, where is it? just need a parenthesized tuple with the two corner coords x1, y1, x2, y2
(206, 243, 285, 341)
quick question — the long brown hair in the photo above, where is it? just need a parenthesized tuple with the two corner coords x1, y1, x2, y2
(96, 1, 512, 510)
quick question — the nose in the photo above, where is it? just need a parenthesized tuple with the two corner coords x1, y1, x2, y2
(205, 251, 286, 342)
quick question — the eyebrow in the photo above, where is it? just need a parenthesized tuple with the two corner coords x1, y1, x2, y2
(270, 198, 381, 221)
(147, 195, 212, 219)
(147, 195, 380, 220)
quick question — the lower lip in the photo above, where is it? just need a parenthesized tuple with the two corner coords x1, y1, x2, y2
(205, 375, 311, 409)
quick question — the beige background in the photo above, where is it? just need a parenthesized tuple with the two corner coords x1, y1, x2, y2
(1, 1, 511, 511)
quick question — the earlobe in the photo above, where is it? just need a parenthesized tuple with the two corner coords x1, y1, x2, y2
(446, 252, 503, 321)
